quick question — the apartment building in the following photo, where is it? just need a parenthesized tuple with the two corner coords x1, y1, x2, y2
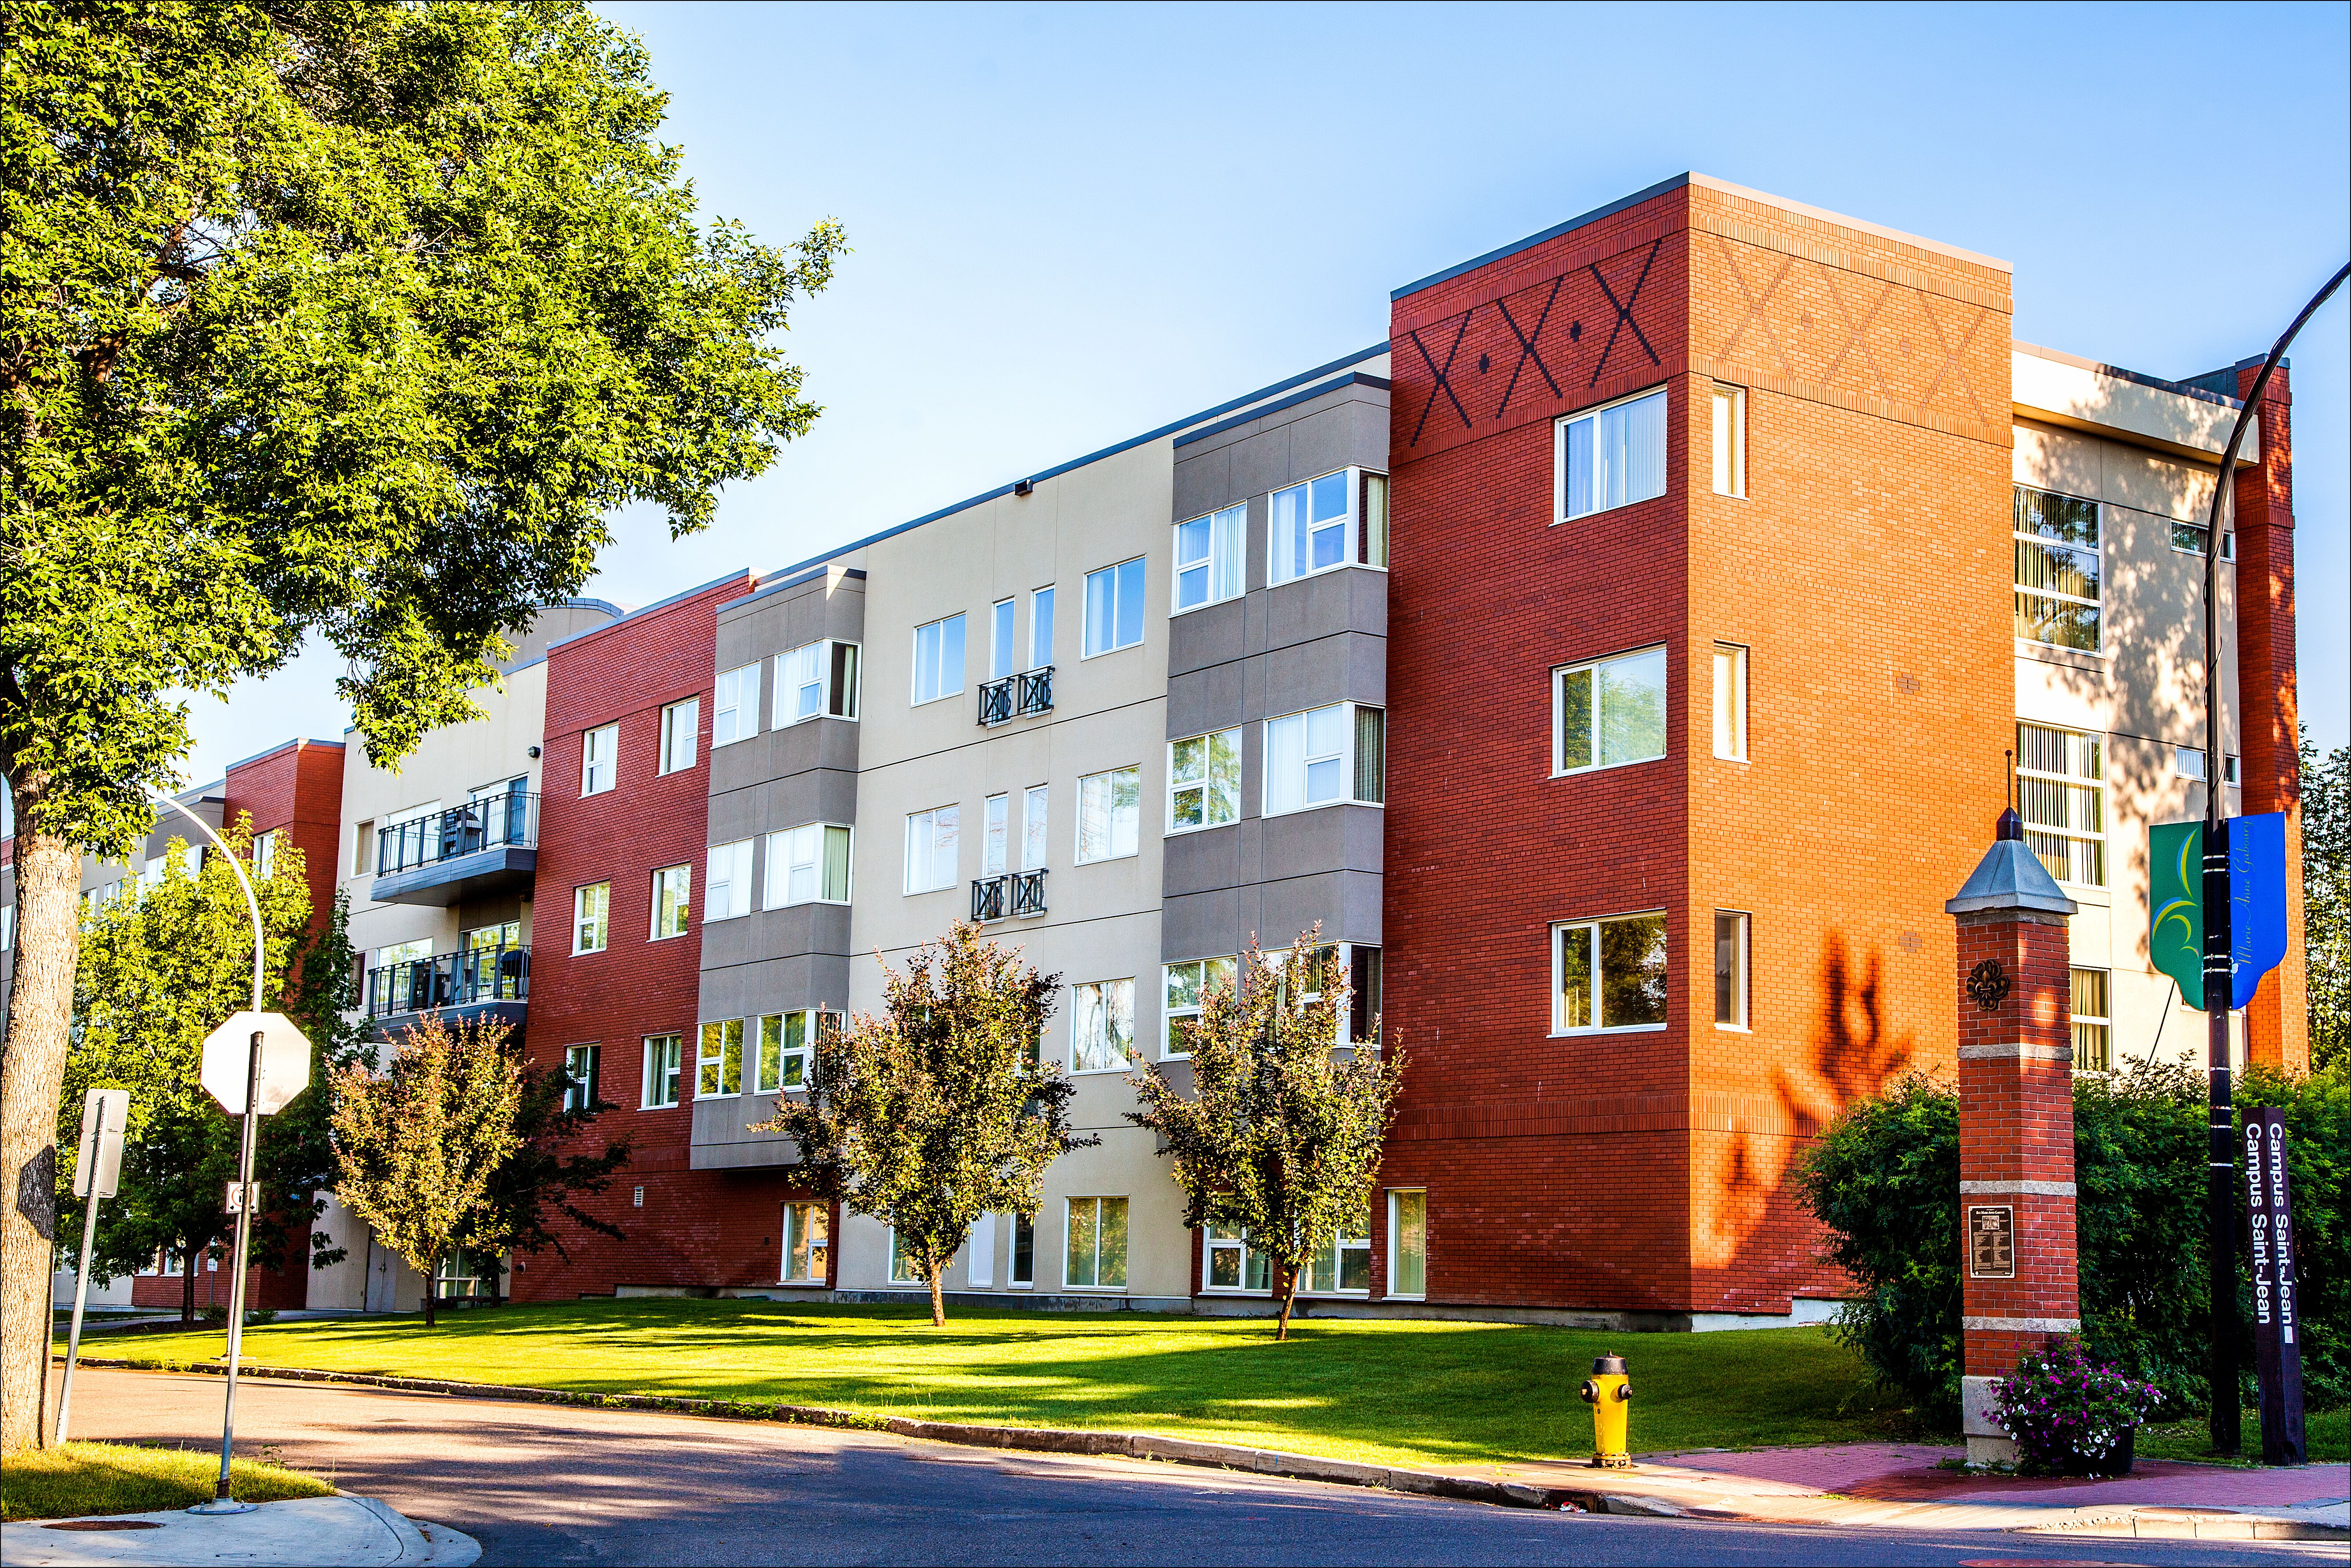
(5, 173, 2306, 1324)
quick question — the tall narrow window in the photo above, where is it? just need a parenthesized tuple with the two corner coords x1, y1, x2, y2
(1711, 384, 1746, 498)
(1388, 1190, 1427, 1298)
(2016, 721, 2106, 886)
(1030, 587, 1055, 669)
(2070, 968, 2111, 1071)
(1555, 646, 1668, 774)
(706, 838, 754, 921)
(1173, 505, 1245, 611)
(1010, 1212, 1036, 1286)
(2014, 485, 2102, 651)
(1270, 470, 1355, 585)
(1360, 471, 1390, 569)
(829, 641, 862, 718)
(1065, 1196, 1129, 1289)
(991, 599, 1017, 681)
(1022, 785, 1049, 870)
(968, 1212, 996, 1288)
(1072, 979, 1134, 1071)
(765, 823, 852, 906)
(904, 806, 960, 893)
(697, 1019, 743, 1097)
(251, 829, 279, 880)
(1713, 911, 1750, 1029)
(573, 882, 610, 954)
(563, 1044, 599, 1113)
(1076, 767, 1140, 863)
(1083, 558, 1146, 656)
(650, 863, 691, 939)
(913, 614, 967, 705)
(1552, 912, 1669, 1033)
(659, 699, 699, 775)
(1162, 957, 1237, 1058)
(780, 1202, 829, 1282)
(641, 1034, 682, 1108)
(581, 723, 618, 796)
(1712, 644, 1748, 761)
(983, 794, 1008, 877)
(1168, 730, 1241, 832)
(1265, 704, 1383, 816)
(712, 663, 760, 746)
(1558, 388, 1668, 520)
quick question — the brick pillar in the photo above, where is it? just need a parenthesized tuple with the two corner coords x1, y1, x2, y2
(1948, 808, 2080, 1466)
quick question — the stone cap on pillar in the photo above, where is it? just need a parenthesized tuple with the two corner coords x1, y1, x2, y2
(1946, 807, 2079, 918)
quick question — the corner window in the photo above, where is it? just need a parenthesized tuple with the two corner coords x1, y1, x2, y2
(2070, 968, 2110, 1072)
(706, 839, 754, 922)
(1065, 1196, 1129, 1289)
(913, 614, 966, 705)
(1072, 978, 1134, 1072)
(712, 663, 760, 746)
(697, 1019, 743, 1097)
(1710, 383, 1746, 498)
(562, 1044, 599, 1113)
(1083, 557, 1146, 657)
(1711, 643, 1747, 761)
(573, 882, 610, 954)
(781, 1201, 829, 1282)
(659, 699, 698, 775)
(766, 823, 852, 907)
(1388, 1189, 1427, 1298)
(581, 723, 618, 796)
(754, 1009, 835, 1093)
(1713, 911, 1750, 1030)
(1557, 387, 1667, 520)
(2016, 721, 2105, 886)
(1173, 505, 1245, 611)
(1302, 1205, 1372, 1294)
(1167, 729, 1240, 833)
(1161, 956, 1237, 1058)
(650, 863, 691, 940)
(2014, 485, 2101, 652)
(776, 640, 861, 726)
(1203, 1224, 1271, 1291)
(1552, 912, 1668, 1034)
(1263, 704, 1383, 816)
(1270, 469, 1387, 585)
(641, 1034, 682, 1109)
(904, 806, 960, 894)
(1076, 767, 1141, 863)
(1555, 646, 1666, 774)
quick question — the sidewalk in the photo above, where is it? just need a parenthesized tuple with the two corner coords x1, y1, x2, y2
(1, 1494, 479, 1567)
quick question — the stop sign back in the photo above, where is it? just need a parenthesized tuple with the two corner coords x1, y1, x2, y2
(200, 1011, 313, 1116)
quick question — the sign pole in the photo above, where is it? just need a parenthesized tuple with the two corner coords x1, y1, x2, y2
(53, 1184, 103, 1445)
(54, 1087, 127, 1445)
(191, 1030, 265, 1514)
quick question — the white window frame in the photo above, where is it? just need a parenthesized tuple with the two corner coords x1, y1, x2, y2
(1167, 729, 1241, 834)
(2070, 967, 2111, 1073)
(1172, 504, 1246, 613)
(650, 863, 691, 940)
(780, 1201, 829, 1283)
(1082, 557, 1147, 658)
(252, 829, 279, 880)
(697, 1018, 744, 1098)
(1201, 1224, 1272, 1294)
(888, 1226, 925, 1286)
(765, 822, 853, 908)
(1713, 909, 1751, 1032)
(1268, 467, 1388, 587)
(2169, 519, 2235, 561)
(983, 793, 1008, 877)
(1550, 910, 1670, 1036)
(581, 723, 618, 796)
(1553, 645, 1668, 776)
(563, 1044, 599, 1113)
(753, 1009, 833, 1094)
(1063, 1195, 1129, 1290)
(912, 614, 967, 707)
(904, 805, 960, 894)
(1161, 956, 1236, 1059)
(1029, 586, 1055, 670)
(1387, 1188, 1428, 1299)
(2013, 484, 2102, 654)
(1300, 1209, 1373, 1296)
(1262, 703, 1383, 818)
(1555, 384, 1669, 523)
(573, 881, 610, 955)
(1711, 643, 1748, 762)
(705, 838, 754, 922)
(1070, 977, 1135, 1074)
(712, 662, 760, 747)
(659, 698, 699, 775)
(1710, 383, 1747, 498)
(1022, 784, 1049, 871)
(990, 598, 1017, 682)
(1075, 767, 1142, 864)
(775, 642, 824, 728)
(641, 1033, 682, 1109)
(2016, 721, 2106, 887)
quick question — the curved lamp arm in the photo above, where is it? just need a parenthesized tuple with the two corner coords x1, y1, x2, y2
(141, 787, 267, 1016)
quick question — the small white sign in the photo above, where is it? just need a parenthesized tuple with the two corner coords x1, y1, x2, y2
(199, 1011, 313, 1116)
(73, 1088, 129, 1199)
(224, 1182, 260, 1214)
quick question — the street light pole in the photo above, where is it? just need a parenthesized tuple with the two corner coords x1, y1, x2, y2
(2195, 261, 2346, 1456)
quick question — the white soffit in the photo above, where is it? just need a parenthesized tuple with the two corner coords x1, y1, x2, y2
(2012, 346, 2257, 467)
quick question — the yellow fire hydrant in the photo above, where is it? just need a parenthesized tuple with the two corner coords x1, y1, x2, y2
(1578, 1353, 1633, 1468)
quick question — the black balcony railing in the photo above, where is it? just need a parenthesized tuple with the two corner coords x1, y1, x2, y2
(977, 675, 1014, 727)
(976, 666, 1054, 727)
(972, 868, 1048, 922)
(970, 874, 1006, 921)
(377, 794, 537, 876)
(365, 943, 529, 1020)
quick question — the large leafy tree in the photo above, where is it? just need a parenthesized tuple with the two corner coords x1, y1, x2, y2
(0, 1, 839, 1445)
(1126, 930, 1403, 1341)
(2303, 728, 2348, 1073)
(761, 923, 1092, 1326)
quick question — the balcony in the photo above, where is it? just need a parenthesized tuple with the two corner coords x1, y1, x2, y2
(372, 794, 537, 907)
(976, 666, 1054, 727)
(365, 943, 529, 1032)
(970, 868, 1047, 923)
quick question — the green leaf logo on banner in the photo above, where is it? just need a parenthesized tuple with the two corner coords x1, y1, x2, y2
(2149, 821, 2204, 1010)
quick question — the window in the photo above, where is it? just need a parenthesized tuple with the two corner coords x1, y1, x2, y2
(1022, 785, 1049, 871)
(1262, 941, 1380, 1046)
(351, 821, 374, 878)
(1712, 644, 1748, 761)
(2070, 968, 2111, 1072)
(1174, 505, 1245, 611)
(2016, 721, 2105, 886)
(642, 1034, 682, 1108)
(912, 614, 966, 705)
(968, 1213, 995, 1288)
(563, 1044, 599, 1113)
(2169, 520, 2235, 561)
(1388, 1189, 1427, 1298)
(1162, 957, 1237, 1058)
(1076, 767, 1141, 863)
(754, 1009, 833, 1093)
(781, 1202, 829, 1283)
(765, 823, 852, 907)
(1203, 1225, 1272, 1291)
(776, 643, 824, 727)
(990, 599, 1017, 681)
(1303, 1206, 1372, 1294)
(697, 1019, 743, 1097)
(1714, 911, 1750, 1030)
(1168, 730, 1240, 833)
(1553, 912, 1669, 1033)
(651, 863, 691, 939)
(712, 663, 760, 746)
(573, 882, 610, 954)
(659, 699, 699, 775)
(2014, 485, 2102, 651)
(1010, 1213, 1036, 1286)
(983, 794, 1008, 877)
(582, 723, 618, 795)
(706, 839, 754, 922)
(1555, 646, 1667, 774)
(1072, 978, 1134, 1072)
(1270, 469, 1388, 586)
(1711, 383, 1746, 498)
(1264, 704, 1384, 816)
(1065, 1196, 1129, 1289)
(2176, 748, 2241, 786)
(904, 806, 959, 893)
(889, 1226, 923, 1285)
(1558, 387, 1667, 520)
(378, 937, 432, 970)
(1030, 587, 1055, 669)
(252, 829, 279, 880)
(1083, 558, 1146, 656)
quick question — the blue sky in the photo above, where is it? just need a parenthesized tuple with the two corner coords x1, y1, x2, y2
(183, 0, 2349, 785)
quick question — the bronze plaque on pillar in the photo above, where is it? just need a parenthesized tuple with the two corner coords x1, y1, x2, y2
(1968, 1204, 2016, 1278)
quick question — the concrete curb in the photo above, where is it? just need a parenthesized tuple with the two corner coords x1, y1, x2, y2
(8, 1493, 478, 1568)
(336, 1492, 482, 1564)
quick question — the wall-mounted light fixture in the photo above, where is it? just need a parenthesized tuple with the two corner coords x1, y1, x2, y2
(1012, 479, 1034, 497)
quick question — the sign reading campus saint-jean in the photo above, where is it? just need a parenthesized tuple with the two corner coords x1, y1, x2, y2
(2245, 1108, 2306, 1464)
(2148, 813, 2287, 1010)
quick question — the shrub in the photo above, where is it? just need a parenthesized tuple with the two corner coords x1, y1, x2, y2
(1991, 1337, 2162, 1473)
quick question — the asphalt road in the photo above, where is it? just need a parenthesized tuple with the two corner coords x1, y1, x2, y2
(53, 1368, 2336, 1566)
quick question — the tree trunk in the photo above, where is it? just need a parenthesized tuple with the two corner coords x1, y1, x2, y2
(1275, 1263, 1299, 1342)
(927, 1261, 946, 1327)
(0, 817, 83, 1453)
(181, 1255, 197, 1326)
(423, 1252, 437, 1329)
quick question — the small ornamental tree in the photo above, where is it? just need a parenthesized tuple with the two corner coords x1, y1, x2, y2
(758, 922, 1092, 1326)
(1126, 928, 1404, 1341)
(473, 1059, 633, 1266)
(329, 1013, 524, 1327)
(2303, 729, 2348, 1073)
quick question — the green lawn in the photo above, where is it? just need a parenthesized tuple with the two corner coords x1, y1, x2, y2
(86, 1298, 1917, 1470)
(2, 1441, 333, 1522)
(2135, 1405, 2351, 1466)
